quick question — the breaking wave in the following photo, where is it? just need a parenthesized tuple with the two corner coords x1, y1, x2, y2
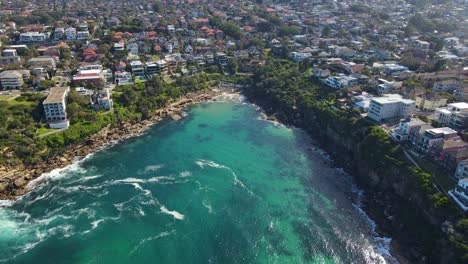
(160, 206, 185, 220)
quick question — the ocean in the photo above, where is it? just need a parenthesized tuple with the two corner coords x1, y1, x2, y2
(0, 95, 397, 263)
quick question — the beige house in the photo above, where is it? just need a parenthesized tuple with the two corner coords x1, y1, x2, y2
(416, 94, 448, 111)
(0, 70, 30, 89)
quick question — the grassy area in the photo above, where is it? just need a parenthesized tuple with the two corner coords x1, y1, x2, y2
(7, 99, 35, 106)
(0, 95, 14, 101)
(36, 127, 55, 136)
(152, 55, 160, 61)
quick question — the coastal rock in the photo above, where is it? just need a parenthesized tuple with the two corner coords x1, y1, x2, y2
(170, 114, 182, 121)
(0, 181, 9, 192)
(13, 177, 27, 188)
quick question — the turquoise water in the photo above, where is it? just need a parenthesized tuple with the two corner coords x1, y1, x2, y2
(0, 96, 395, 263)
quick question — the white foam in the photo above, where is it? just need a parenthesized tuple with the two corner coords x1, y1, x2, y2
(179, 171, 192, 178)
(27, 153, 94, 189)
(114, 178, 146, 184)
(78, 175, 102, 182)
(212, 93, 245, 103)
(83, 219, 105, 234)
(202, 200, 213, 214)
(160, 206, 185, 220)
(147, 176, 176, 182)
(196, 159, 257, 197)
(0, 199, 14, 207)
(143, 164, 165, 173)
(351, 184, 398, 264)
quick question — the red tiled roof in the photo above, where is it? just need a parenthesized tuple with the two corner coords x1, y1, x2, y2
(196, 18, 209, 23)
(56, 42, 69, 48)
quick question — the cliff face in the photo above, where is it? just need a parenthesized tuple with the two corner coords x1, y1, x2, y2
(246, 94, 455, 263)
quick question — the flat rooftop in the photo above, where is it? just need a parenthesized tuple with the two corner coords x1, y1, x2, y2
(428, 127, 457, 135)
(44, 87, 68, 104)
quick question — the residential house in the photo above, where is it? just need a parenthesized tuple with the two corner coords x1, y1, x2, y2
(130, 61, 144, 77)
(415, 94, 448, 111)
(27, 57, 56, 70)
(415, 127, 458, 155)
(434, 102, 468, 126)
(433, 79, 462, 93)
(115, 71, 133, 86)
(65, 27, 77, 40)
(19, 32, 49, 43)
(92, 89, 113, 110)
(54, 28, 64, 40)
(454, 160, 468, 179)
(0, 70, 29, 89)
(3, 49, 17, 57)
(448, 178, 468, 211)
(0, 55, 20, 65)
(391, 117, 426, 142)
(77, 31, 90, 41)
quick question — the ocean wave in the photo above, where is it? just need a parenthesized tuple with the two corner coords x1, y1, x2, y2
(83, 219, 105, 234)
(0, 199, 15, 207)
(160, 206, 185, 220)
(212, 93, 246, 103)
(351, 184, 398, 264)
(147, 176, 176, 182)
(27, 152, 95, 189)
(195, 159, 257, 197)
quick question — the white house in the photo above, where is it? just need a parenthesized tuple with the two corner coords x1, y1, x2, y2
(448, 178, 468, 211)
(65, 27, 77, 40)
(434, 102, 468, 126)
(367, 94, 415, 122)
(115, 71, 133, 86)
(290, 52, 311, 62)
(454, 160, 468, 179)
(19, 32, 49, 43)
(391, 117, 426, 142)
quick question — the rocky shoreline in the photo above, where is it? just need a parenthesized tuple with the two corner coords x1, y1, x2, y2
(0, 88, 234, 200)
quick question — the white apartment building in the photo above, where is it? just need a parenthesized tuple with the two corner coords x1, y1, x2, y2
(367, 94, 415, 122)
(77, 31, 90, 40)
(19, 32, 49, 43)
(434, 102, 468, 126)
(65, 27, 77, 40)
(43, 87, 70, 129)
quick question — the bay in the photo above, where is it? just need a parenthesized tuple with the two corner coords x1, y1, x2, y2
(0, 95, 395, 263)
